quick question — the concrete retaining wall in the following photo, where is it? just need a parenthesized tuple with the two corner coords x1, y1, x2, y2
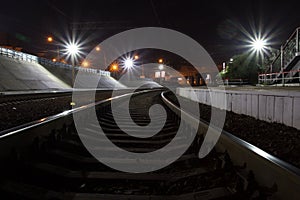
(177, 87, 300, 130)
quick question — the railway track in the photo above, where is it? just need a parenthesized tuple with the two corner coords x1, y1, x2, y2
(0, 89, 128, 132)
(0, 89, 299, 199)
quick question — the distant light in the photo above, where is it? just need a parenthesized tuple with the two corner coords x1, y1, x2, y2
(230, 58, 233, 62)
(62, 39, 84, 64)
(242, 28, 272, 60)
(111, 64, 118, 71)
(178, 77, 183, 81)
(52, 58, 57, 62)
(40, 118, 47, 122)
(134, 55, 139, 60)
(158, 64, 164, 70)
(47, 36, 53, 42)
(155, 71, 161, 78)
(124, 58, 134, 69)
(95, 46, 100, 51)
(70, 102, 76, 106)
(82, 60, 89, 67)
(158, 58, 163, 63)
(252, 38, 266, 51)
(66, 43, 79, 56)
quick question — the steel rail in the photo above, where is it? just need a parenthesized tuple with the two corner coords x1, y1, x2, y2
(161, 91, 300, 200)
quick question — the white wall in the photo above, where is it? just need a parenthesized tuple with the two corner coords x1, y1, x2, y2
(177, 87, 300, 130)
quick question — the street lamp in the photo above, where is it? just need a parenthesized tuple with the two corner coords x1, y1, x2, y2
(111, 64, 118, 71)
(82, 60, 89, 67)
(47, 36, 60, 62)
(158, 64, 165, 84)
(66, 42, 80, 86)
(133, 54, 145, 78)
(251, 38, 267, 52)
(47, 36, 53, 42)
(250, 37, 268, 70)
(158, 64, 164, 70)
(124, 58, 134, 69)
(110, 63, 119, 79)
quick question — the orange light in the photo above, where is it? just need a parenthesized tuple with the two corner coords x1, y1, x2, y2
(134, 55, 139, 60)
(52, 58, 57, 62)
(111, 64, 118, 71)
(82, 60, 89, 67)
(40, 118, 47, 122)
(47, 36, 53, 42)
(158, 58, 163, 63)
(95, 46, 100, 51)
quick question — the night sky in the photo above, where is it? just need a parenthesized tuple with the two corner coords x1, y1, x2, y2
(1, 0, 300, 64)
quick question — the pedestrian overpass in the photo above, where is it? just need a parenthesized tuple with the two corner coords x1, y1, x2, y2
(259, 27, 300, 85)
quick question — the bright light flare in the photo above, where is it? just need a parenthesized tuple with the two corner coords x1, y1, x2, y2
(231, 20, 276, 61)
(66, 43, 80, 56)
(245, 35, 270, 61)
(251, 38, 267, 52)
(124, 58, 134, 69)
(61, 38, 84, 64)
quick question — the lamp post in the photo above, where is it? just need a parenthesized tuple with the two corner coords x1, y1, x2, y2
(110, 63, 119, 79)
(123, 58, 134, 81)
(250, 38, 268, 69)
(158, 64, 164, 84)
(133, 55, 145, 78)
(66, 42, 80, 87)
(47, 36, 60, 62)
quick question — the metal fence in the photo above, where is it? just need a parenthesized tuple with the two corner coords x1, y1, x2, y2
(258, 69, 300, 85)
(0, 47, 110, 77)
(259, 27, 300, 85)
(0, 47, 38, 63)
(267, 27, 300, 74)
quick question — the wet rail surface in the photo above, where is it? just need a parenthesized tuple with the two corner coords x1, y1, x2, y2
(0, 89, 298, 199)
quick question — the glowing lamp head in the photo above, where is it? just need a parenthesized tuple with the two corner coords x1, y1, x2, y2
(66, 43, 79, 56)
(47, 36, 53, 42)
(124, 58, 134, 69)
(82, 60, 89, 67)
(112, 64, 118, 71)
(251, 38, 266, 51)
(158, 64, 164, 70)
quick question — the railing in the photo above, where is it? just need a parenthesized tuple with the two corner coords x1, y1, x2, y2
(258, 69, 300, 85)
(0, 47, 110, 77)
(0, 47, 38, 63)
(260, 28, 300, 84)
(268, 27, 300, 74)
